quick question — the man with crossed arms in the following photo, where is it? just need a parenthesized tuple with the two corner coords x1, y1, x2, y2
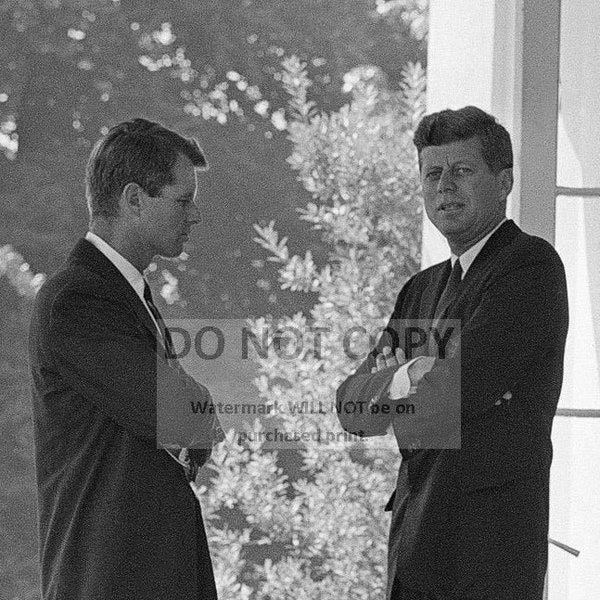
(30, 119, 222, 600)
(337, 106, 568, 599)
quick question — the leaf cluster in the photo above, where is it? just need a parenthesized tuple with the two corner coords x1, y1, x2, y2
(204, 59, 426, 598)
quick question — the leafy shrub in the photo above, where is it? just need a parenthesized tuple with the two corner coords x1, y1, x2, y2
(197, 57, 425, 599)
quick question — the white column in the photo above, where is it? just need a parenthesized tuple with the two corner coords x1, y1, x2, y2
(515, 0, 560, 242)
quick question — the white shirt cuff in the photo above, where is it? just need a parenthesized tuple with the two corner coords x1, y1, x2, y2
(388, 356, 428, 399)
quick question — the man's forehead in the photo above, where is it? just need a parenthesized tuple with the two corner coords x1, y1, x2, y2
(172, 154, 198, 187)
(420, 137, 484, 165)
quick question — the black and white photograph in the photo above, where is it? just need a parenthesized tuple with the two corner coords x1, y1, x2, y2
(0, 1, 597, 599)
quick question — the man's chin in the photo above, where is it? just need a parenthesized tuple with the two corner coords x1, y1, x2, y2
(434, 220, 466, 237)
(158, 246, 184, 260)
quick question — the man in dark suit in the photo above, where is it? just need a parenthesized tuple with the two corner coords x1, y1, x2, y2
(337, 106, 569, 599)
(29, 119, 223, 599)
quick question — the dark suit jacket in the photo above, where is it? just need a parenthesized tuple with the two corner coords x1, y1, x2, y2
(29, 239, 219, 600)
(337, 221, 569, 599)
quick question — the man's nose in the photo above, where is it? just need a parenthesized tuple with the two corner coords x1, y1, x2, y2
(187, 203, 201, 225)
(437, 169, 457, 193)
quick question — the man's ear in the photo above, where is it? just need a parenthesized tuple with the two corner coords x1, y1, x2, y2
(120, 182, 144, 214)
(498, 168, 514, 198)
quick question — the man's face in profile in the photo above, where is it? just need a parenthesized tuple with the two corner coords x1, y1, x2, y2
(138, 154, 200, 259)
(419, 136, 510, 255)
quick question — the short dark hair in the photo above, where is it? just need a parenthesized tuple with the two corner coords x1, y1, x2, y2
(86, 118, 208, 218)
(413, 106, 513, 174)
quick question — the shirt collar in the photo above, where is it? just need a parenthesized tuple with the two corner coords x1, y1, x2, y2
(85, 231, 147, 301)
(450, 218, 507, 278)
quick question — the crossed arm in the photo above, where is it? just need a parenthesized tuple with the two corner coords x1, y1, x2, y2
(47, 283, 219, 449)
(371, 346, 436, 391)
(337, 243, 568, 445)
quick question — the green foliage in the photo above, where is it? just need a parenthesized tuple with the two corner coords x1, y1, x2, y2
(198, 59, 425, 598)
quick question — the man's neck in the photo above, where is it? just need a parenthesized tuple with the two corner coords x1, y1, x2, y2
(89, 222, 150, 273)
(449, 217, 506, 257)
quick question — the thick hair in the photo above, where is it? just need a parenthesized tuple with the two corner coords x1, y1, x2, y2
(86, 118, 208, 218)
(413, 106, 513, 174)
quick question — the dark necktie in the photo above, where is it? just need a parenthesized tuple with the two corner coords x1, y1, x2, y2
(434, 258, 463, 321)
(143, 281, 225, 480)
(143, 281, 176, 359)
(428, 258, 463, 360)
(144, 280, 204, 479)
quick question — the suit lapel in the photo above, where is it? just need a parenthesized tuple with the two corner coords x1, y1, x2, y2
(422, 261, 452, 320)
(398, 221, 521, 471)
(462, 220, 520, 283)
(444, 220, 521, 318)
(68, 239, 159, 343)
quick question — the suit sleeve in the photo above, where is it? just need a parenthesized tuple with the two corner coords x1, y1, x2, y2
(48, 284, 218, 448)
(337, 240, 569, 446)
(405, 242, 568, 431)
(336, 280, 414, 437)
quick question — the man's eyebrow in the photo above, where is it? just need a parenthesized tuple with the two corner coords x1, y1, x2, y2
(451, 154, 479, 163)
(425, 157, 477, 169)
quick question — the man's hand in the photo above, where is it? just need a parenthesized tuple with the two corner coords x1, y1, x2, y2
(407, 356, 436, 387)
(371, 346, 407, 373)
